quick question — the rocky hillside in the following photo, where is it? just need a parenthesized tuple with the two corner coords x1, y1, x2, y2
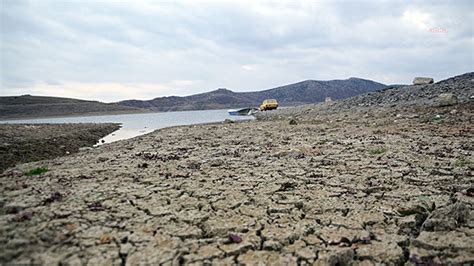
(0, 95, 144, 119)
(257, 72, 474, 119)
(338, 72, 473, 108)
(117, 78, 387, 111)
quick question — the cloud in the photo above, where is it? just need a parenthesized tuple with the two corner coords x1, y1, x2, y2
(1, 0, 473, 102)
(402, 9, 434, 30)
(9, 80, 203, 102)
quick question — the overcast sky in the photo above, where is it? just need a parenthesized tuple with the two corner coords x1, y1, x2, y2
(1, 0, 473, 102)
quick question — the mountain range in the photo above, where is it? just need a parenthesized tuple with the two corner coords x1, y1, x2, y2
(0, 77, 387, 119)
(118, 78, 387, 111)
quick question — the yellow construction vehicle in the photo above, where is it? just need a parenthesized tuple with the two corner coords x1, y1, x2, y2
(260, 99, 278, 111)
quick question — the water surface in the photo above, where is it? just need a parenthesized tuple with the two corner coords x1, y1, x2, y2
(0, 109, 254, 144)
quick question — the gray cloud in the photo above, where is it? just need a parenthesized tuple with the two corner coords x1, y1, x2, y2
(1, 0, 472, 102)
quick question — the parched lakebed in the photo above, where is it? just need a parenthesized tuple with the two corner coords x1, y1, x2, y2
(1, 103, 473, 264)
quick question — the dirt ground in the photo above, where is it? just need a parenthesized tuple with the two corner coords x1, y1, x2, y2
(0, 123, 120, 172)
(0, 103, 473, 265)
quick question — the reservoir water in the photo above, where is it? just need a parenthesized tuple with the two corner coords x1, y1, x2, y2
(0, 109, 254, 144)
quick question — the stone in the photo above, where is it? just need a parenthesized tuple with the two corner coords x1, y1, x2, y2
(119, 243, 134, 256)
(413, 77, 434, 85)
(227, 233, 242, 243)
(262, 240, 283, 251)
(99, 234, 113, 244)
(295, 246, 317, 260)
(437, 93, 458, 106)
(397, 214, 425, 236)
(209, 159, 224, 167)
(421, 202, 470, 231)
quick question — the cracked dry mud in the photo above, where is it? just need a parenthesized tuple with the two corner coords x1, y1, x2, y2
(1, 103, 473, 265)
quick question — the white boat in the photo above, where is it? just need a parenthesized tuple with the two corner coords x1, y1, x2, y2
(228, 107, 259, 116)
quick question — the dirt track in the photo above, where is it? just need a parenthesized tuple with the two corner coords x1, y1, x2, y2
(1, 102, 472, 264)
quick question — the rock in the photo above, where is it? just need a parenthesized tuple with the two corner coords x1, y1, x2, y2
(228, 233, 242, 243)
(224, 119, 235, 124)
(263, 240, 283, 251)
(413, 77, 434, 85)
(422, 217, 457, 232)
(288, 118, 298, 125)
(209, 158, 224, 167)
(43, 192, 62, 205)
(13, 211, 34, 222)
(79, 147, 93, 152)
(99, 234, 113, 244)
(437, 93, 458, 106)
(396, 204, 428, 216)
(119, 243, 134, 256)
(137, 162, 148, 168)
(421, 202, 470, 231)
(295, 246, 317, 260)
(397, 214, 424, 236)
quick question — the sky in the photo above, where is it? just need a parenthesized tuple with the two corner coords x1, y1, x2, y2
(1, 0, 473, 102)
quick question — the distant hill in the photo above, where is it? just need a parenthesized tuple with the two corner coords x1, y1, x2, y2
(117, 78, 387, 111)
(0, 95, 144, 119)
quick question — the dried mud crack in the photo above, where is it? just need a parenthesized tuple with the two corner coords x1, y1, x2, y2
(1, 101, 473, 264)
